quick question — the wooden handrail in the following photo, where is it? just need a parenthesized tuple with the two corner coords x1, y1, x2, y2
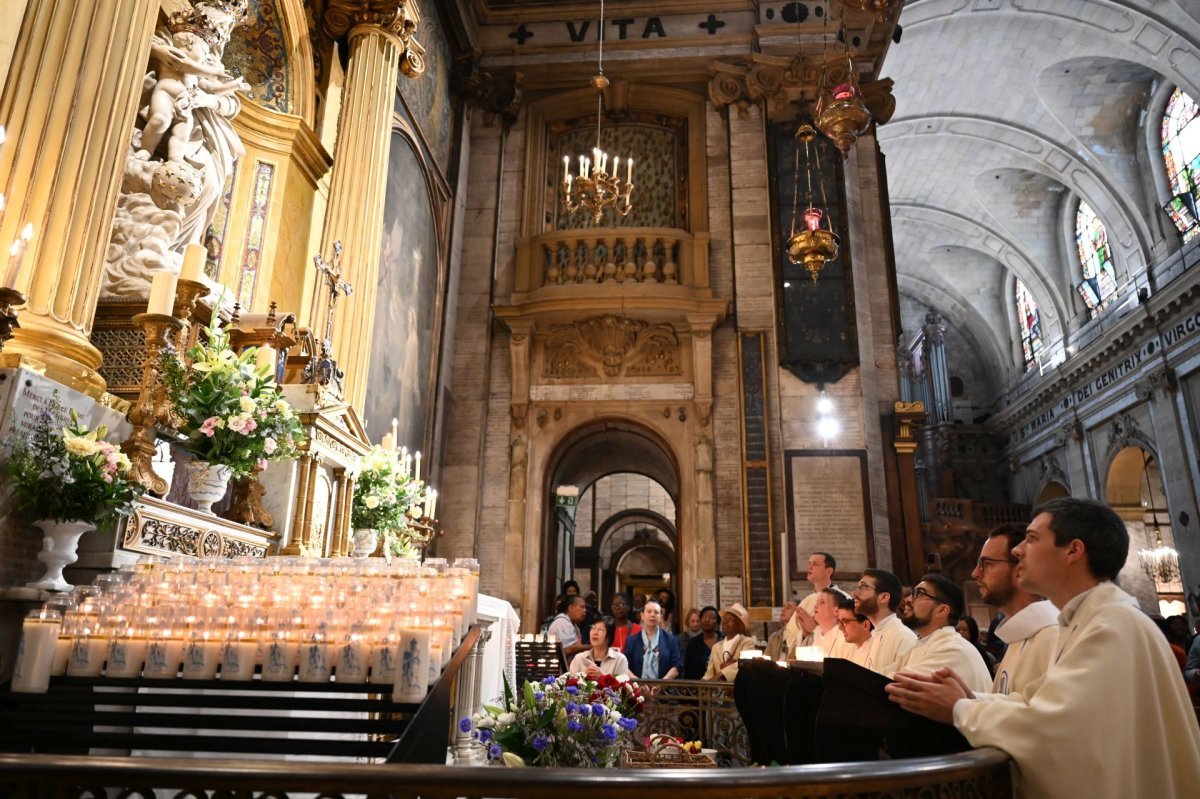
(0, 748, 1013, 797)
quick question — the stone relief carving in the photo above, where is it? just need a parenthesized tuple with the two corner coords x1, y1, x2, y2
(1038, 453, 1069, 488)
(543, 315, 682, 380)
(101, 0, 250, 300)
(1104, 412, 1154, 462)
(1134, 368, 1179, 402)
(509, 435, 527, 502)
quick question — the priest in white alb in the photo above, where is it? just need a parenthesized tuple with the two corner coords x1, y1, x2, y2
(887, 498, 1200, 799)
(885, 574, 992, 694)
(853, 568, 917, 675)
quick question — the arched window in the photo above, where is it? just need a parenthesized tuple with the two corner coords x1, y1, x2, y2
(1015, 279, 1044, 368)
(1075, 200, 1117, 317)
(1161, 87, 1200, 241)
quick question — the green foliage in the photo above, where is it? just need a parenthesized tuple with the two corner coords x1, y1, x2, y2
(350, 445, 427, 537)
(159, 315, 305, 477)
(4, 394, 144, 523)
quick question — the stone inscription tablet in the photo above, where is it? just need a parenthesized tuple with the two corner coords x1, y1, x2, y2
(785, 450, 871, 578)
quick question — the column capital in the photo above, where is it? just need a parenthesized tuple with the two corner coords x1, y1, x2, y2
(323, 0, 425, 77)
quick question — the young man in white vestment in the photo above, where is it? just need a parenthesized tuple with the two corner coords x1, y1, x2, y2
(787, 552, 838, 651)
(972, 523, 1058, 696)
(885, 574, 992, 694)
(853, 568, 917, 675)
(834, 600, 872, 667)
(887, 498, 1200, 799)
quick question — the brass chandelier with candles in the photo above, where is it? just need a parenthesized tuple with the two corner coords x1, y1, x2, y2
(561, 0, 634, 225)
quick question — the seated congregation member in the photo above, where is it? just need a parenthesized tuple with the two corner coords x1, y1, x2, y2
(608, 592, 641, 651)
(548, 594, 590, 660)
(835, 599, 872, 666)
(886, 574, 992, 694)
(764, 601, 797, 661)
(704, 603, 757, 681)
(569, 618, 629, 678)
(683, 605, 721, 679)
(973, 523, 1058, 697)
(888, 498, 1200, 799)
(623, 600, 681, 680)
(853, 568, 917, 675)
(955, 616, 996, 678)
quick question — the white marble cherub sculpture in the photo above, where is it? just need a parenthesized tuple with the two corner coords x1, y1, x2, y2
(137, 25, 248, 164)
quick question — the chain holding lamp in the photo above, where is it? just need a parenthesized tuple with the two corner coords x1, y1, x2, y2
(786, 124, 840, 283)
(121, 271, 185, 496)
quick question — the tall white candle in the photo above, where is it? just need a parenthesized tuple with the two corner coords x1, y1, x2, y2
(414, 451, 421, 482)
(369, 632, 398, 684)
(179, 243, 207, 282)
(627, 158, 633, 183)
(392, 622, 431, 703)
(146, 270, 178, 315)
(12, 611, 62, 693)
(105, 635, 147, 679)
(429, 489, 438, 520)
(334, 634, 367, 684)
(381, 433, 395, 451)
(255, 345, 277, 375)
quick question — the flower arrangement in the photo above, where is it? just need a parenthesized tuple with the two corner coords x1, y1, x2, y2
(159, 317, 304, 477)
(465, 672, 645, 767)
(350, 445, 429, 555)
(4, 396, 144, 522)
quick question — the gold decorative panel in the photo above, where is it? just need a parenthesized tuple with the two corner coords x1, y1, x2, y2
(542, 315, 681, 379)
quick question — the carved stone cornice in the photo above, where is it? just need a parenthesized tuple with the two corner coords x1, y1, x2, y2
(1133, 367, 1178, 402)
(543, 315, 682, 380)
(451, 48, 524, 127)
(323, 0, 426, 76)
(708, 55, 894, 125)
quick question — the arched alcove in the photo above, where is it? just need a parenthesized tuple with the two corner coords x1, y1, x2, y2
(542, 418, 681, 621)
(1104, 446, 1180, 613)
(1034, 481, 1070, 505)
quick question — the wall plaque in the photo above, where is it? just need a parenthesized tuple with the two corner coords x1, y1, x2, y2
(784, 450, 873, 579)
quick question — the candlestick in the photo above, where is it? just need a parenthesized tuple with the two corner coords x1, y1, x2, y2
(146, 271, 178, 315)
(121, 313, 185, 496)
(179, 243, 207, 282)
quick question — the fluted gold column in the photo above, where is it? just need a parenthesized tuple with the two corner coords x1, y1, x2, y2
(0, 0, 159, 394)
(320, 0, 424, 410)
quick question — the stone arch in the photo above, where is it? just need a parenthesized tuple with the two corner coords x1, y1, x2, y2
(1103, 444, 1176, 607)
(1034, 480, 1070, 505)
(897, 275, 1012, 382)
(542, 417, 682, 621)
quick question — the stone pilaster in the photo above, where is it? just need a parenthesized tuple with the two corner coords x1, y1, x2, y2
(0, 0, 159, 395)
(320, 0, 424, 411)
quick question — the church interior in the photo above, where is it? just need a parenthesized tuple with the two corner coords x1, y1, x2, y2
(0, 0, 1198, 793)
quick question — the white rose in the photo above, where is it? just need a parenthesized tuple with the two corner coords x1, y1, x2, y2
(239, 395, 256, 413)
(364, 495, 380, 509)
(497, 712, 516, 726)
(64, 436, 98, 457)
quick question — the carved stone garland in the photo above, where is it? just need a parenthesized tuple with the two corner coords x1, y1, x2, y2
(543, 315, 682, 380)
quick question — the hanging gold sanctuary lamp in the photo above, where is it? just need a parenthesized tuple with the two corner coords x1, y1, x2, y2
(561, 0, 634, 224)
(838, 0, 901, 24)
(814, 10, 872, 158)
(786, 124, 839, 283)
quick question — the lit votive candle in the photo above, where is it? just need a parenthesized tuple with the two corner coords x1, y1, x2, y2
(368, 631, 399, 685)
(143, 631, 185, 679)
(261, 632, 299, 682)
(297, 629, 331, 682)
(427, 641, 444, 687)
(334, 631, 367, 684)
(51, 630, 73, 677)
(105, 630, 147, 679)
(12, 609, 62, 693)
(66, 633, 107, 677)
(181, 633, 221, 679)
(392, 619, 431, 703)
(220, 632, 258, 681)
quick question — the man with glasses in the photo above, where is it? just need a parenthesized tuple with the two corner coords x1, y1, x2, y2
(887, 574, 992, 693)
(835, 598, 872, 666)
(853, 568, 916, 675)
(973, 523, 1058, 696)
(887, 498, 1200, 799)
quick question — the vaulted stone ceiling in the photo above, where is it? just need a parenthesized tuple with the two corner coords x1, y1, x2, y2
(882, 0, 1200, 388)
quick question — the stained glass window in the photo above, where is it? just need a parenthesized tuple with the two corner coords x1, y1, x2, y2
(1075, 200, 1118, 317)
(1015, 279, 1043, 368)
(1161, 87, 1200, 242)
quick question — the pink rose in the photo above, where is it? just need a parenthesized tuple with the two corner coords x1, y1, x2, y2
(257, 458, 268, 471)
(199, 416, 220, 437)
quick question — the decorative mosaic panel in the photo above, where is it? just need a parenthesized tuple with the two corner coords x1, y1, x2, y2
(204, 164, 238, 280)
(552, 113, 687, 231)
(237, 161, 275, 308)
(398, 0, 455, 172)
(223, 0, 292, 114)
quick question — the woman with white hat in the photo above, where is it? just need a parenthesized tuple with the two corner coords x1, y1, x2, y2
(703, 603, 757, 681)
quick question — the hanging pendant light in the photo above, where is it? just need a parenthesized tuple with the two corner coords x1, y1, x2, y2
(561, 0, 634, 225)
(786, 124, 839, 283)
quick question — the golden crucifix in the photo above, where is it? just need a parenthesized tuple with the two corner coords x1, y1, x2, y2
(304, 240, 353, 393)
